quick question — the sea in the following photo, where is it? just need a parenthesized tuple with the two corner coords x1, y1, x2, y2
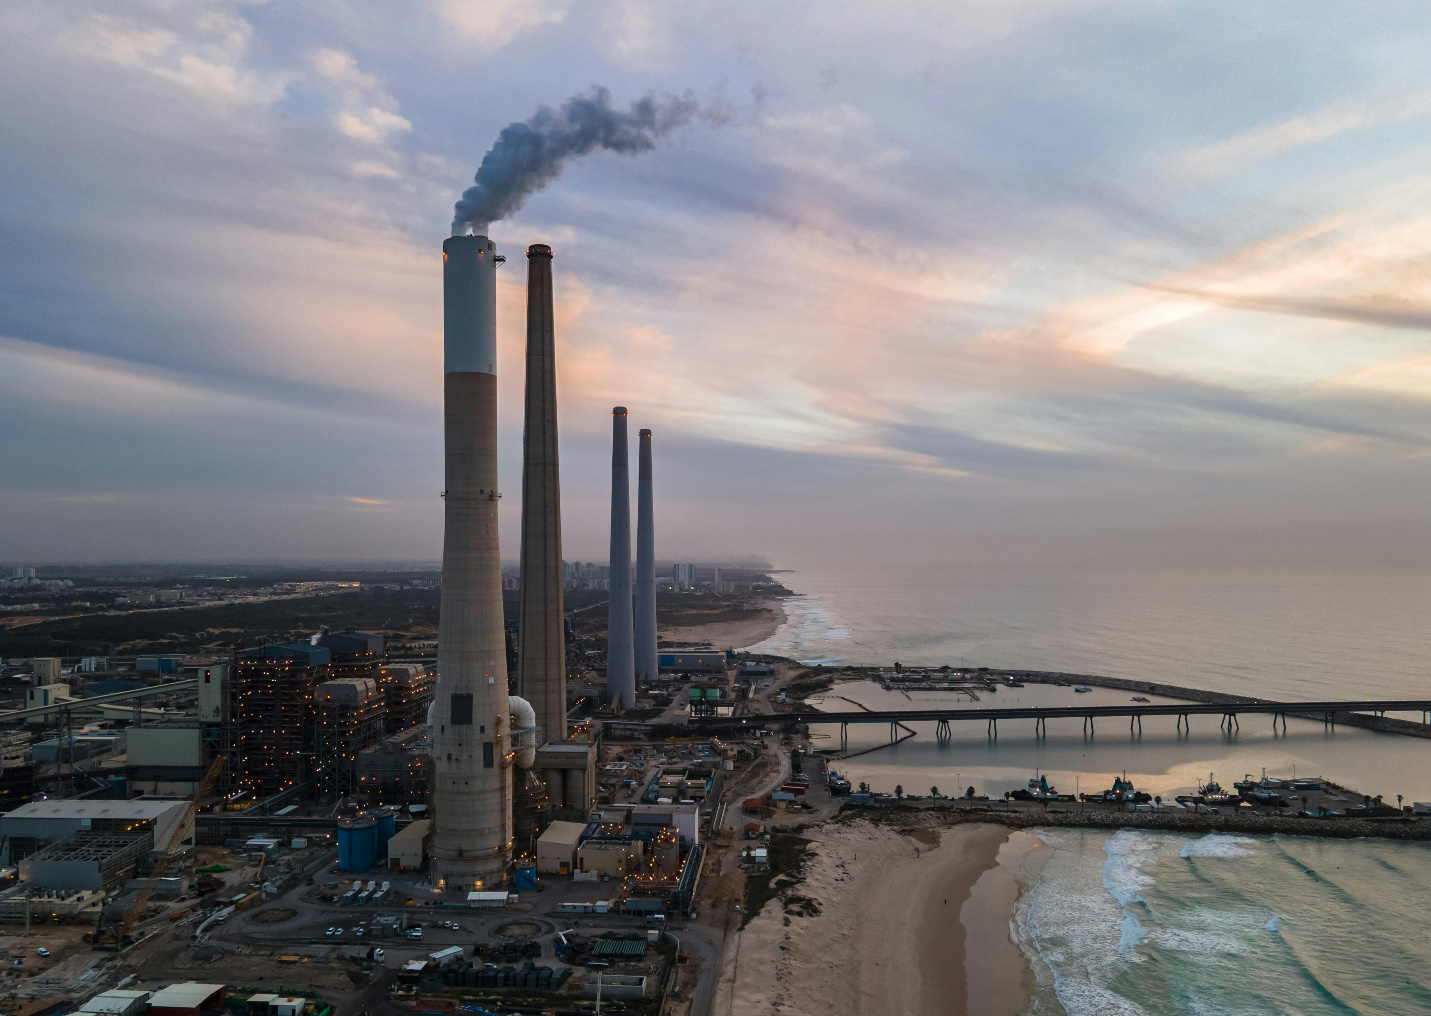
(747, 563, 1431, 1015)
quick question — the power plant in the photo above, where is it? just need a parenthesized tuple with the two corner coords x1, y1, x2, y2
(430, 233, 516, 891)
(607, 408, 636, 709)
(635, 428, 658, 687)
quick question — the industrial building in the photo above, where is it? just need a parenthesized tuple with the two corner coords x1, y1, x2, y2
(19, 830, 151, 891)
(376, 663, 435, 733)
(535, 740, 598, 820)
(357, 726, 429, 805)
(388, 818, 430, 871)
(0, 798, 190, 865)
(535, 820, 586, 875)
(127, 722, 204, 795)
(74, 989, 151, 1016)
(315, 677, 385, 793)
(148, 982, 226, 1016)
(660, 650, 728, 673)
(233, 642, 331, 794)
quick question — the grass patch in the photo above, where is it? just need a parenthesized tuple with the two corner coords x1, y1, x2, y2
(741, 830, 814, 928)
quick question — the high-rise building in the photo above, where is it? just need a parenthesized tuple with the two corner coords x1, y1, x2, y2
(673, 563, 695, 591)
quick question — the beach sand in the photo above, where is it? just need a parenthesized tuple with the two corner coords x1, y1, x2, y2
(723, 819, 1035, 1016)
(661, 596, 787, 651)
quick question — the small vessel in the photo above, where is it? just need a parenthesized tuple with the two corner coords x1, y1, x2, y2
(1074, 686, 1092, 693)
(1130, 696, 1150, 703)
(1025, 773, 1059, 800)
(1198, 773, 1240, 808)
(1086, 771, 1148, 805)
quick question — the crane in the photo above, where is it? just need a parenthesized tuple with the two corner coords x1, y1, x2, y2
(94, 755, 226, 949)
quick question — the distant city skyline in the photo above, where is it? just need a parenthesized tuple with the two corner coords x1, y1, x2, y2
(4, 3, 1431, 569)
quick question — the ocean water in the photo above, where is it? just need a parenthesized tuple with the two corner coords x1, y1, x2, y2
(748, 564, 1431, 1012)
(1018, 828, 1431, 1016)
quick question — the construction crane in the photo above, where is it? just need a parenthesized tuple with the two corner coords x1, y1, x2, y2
(94, 755, 227, 949)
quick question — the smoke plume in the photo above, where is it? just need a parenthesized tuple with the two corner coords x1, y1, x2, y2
(451, 87, 699, 235)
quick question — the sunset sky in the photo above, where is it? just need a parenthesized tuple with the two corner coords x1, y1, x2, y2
(4, 2, 1431, 568)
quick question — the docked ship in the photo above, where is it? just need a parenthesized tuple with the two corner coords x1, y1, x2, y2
(1197, 773, 1241, 808)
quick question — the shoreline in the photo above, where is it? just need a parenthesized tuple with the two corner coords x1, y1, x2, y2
(725, 819, 1033, 1016)
(660, 594, 787, 651)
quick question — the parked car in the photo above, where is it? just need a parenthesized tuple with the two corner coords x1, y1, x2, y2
(325, 927, 336, 936)
(36, 948, 49, 958)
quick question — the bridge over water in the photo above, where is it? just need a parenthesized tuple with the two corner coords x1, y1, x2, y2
(692, 699, 1431, 752)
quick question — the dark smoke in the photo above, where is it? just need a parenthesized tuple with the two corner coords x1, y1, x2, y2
(451, 87, 700, 235)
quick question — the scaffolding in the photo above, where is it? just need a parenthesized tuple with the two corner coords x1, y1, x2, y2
(234, 645, 330, 795)
(315, 678, 385, 794)
(19, 831, 152, 892)
(377, 665, 435, 733)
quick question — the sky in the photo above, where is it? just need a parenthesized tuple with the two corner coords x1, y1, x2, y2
(3, 1, 1431, 570)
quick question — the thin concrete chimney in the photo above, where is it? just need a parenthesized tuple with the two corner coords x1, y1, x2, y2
(607, 407, 636, 709)
(517, 243, 566, 745)
(634, 428, 657, 688)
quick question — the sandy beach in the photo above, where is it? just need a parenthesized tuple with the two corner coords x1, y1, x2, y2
(722, 818, 1036, 1016)
(660, 595, 787, 651)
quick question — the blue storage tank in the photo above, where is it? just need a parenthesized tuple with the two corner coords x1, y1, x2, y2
(337, 816, 378, 872)
(376, 808, 396, 859)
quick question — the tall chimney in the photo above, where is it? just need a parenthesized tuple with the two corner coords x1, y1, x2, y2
(431, 234, 512, 892)
(607, 408, 636, 709)
(634, 428, 657, 687)
(517, 243, 566, 745)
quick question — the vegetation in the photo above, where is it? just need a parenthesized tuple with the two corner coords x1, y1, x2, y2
(742, 830, 814, 928)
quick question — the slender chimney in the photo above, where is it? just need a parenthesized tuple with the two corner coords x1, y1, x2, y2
(517, 243, 566, 745)
(634, 428, 657, 687)
(430, 234, 513, 892)
(607, 408, 635, 709)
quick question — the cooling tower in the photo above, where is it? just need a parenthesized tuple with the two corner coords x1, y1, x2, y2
(634, 428, 658, 687)
(517, 243, 566, 744)
(607, 408, 636, 708)
(430, 234, 513, 891)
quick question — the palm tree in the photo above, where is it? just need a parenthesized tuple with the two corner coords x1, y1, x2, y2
(895, 785, 904, 800)
(1154, 795, 1162, 810)
(858, 781, 870, 794)
(930, 786, 941, 799)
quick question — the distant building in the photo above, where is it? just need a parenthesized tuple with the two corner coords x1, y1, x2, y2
(30, 657, 62, 683)
(672, 563, 695, 591)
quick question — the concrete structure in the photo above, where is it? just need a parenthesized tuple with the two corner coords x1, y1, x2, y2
(388, 818, 430, 871)
(535, 740, 598, 819)
(149, 982, 225, 1016)
(673, 563, 695, 591)
(431, 233, 513, 891)
(607, 407, 635, 709)
(126, 723, 204, 794)
(634, 428, 658, 688)
(577, 838, 642, 877)
(32, 657, 62, 683)
(0, 798, 190, 865)
(518, 243, 567, 747)
(25, 682, 71, 723)
(535, 819, 585, 874)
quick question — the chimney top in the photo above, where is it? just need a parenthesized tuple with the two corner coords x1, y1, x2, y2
(639, 429, 652, 437)
(526, 243, 553, 258)
(613, 406, 628, 415)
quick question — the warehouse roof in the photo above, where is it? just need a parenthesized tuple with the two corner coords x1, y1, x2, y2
(2, 799, 186, 821)
(388, 819, 430, 843)
(538, 820, 586, 848)
(148, 982, 225, 1008)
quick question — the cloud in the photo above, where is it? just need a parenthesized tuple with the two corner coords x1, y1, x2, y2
(435, 0, 571, 53)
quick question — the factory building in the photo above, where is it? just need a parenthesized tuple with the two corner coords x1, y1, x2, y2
(148, 982, 226, 1016)
(315, 677, 385, 793)
(377, 664, 435, 733)
(318, 631, 385, 673)
(126, 723, 204, 795)
(387, 818, 430, 871)
(19, 830, 152, 891)
(357, 726, 429, 805)
(535, 820, 586, 875)
(0, 798, 190, 865)
(659, 650, 728, 673)
(234, 642, 331, 794)
(534, 741, 598, 821)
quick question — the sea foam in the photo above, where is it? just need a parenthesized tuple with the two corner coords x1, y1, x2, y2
(1180, 832, 1257, 860)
